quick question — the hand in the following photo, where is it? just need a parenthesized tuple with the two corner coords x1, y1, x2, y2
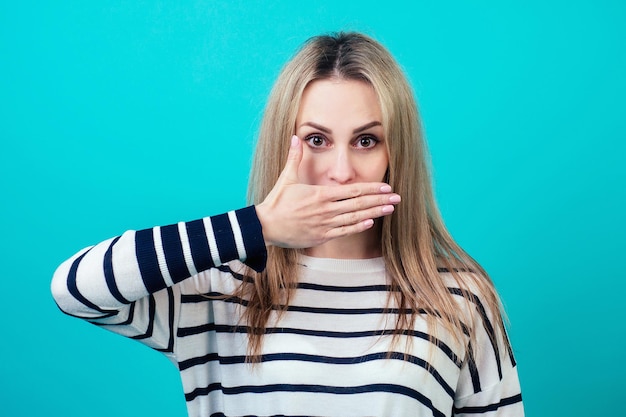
(255, 135, 401, 248)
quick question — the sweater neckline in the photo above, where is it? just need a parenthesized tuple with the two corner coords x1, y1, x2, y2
(297, 254, 386, 273)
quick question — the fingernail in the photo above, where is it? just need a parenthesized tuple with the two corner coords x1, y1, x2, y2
(389, 194, 401, 203)
(291, 135, 299, 148)
(382, 205, 395, 214)
(380, 185, 392, 193)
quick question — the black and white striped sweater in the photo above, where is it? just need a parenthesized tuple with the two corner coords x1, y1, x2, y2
(51, 206, 524, 417)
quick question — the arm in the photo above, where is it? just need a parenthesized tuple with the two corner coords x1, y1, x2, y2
(50, 206, 265, 350)
(452, 291, 524, 416)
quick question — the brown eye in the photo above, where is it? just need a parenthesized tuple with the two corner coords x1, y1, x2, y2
(356, 135, 379, 149)
(306, 135, 326, 147)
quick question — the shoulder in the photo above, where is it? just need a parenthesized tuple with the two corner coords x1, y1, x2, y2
(438, 268, 499, 318)
(437, 268, 509, 355)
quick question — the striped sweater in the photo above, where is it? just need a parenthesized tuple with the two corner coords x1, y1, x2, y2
(51, 206, 524, 417)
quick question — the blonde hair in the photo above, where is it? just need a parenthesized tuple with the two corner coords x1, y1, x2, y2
(243, 32, 507, 360)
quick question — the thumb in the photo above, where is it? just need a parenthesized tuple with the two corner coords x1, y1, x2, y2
(279, 135, 303, 184)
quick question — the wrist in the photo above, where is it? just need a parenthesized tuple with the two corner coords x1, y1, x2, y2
(253, 202, 274, 248)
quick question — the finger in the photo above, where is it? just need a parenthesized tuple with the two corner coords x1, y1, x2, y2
(321, 182, 394, 201)
(328, 193, 401, 216)
(324, 219, 375, 240)
(278, 135, 303, 184)
(326, 203, 395, 229)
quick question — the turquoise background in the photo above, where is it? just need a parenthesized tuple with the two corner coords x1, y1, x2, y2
(1, 1, 624, 415)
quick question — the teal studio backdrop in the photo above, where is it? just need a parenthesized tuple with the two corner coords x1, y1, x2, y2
(1, 1, 624, 416)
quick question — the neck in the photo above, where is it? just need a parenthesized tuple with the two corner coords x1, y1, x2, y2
(304, 222, 383, 259)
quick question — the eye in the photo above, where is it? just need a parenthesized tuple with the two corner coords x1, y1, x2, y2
(305, 134, 328, 148)
(355, 135, 379, 149)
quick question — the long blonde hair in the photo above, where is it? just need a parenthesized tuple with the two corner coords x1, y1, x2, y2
(243, 32, 507, 360)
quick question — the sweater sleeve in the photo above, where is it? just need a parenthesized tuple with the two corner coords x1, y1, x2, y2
(50, 206, 266, 352)
(451, 289, 524, 416)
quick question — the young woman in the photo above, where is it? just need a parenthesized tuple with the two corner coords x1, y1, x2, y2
(52, 32, 524, 417)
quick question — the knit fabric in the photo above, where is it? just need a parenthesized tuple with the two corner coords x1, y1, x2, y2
(51, 206, 524, 416)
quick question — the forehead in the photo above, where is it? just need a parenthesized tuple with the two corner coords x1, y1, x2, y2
(296, 78, 382, 124)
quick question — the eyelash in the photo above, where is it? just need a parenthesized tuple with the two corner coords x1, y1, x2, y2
(304, 134, 380, 149)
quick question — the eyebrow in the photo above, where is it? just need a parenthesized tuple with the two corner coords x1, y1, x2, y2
(299, 121, 382, 134)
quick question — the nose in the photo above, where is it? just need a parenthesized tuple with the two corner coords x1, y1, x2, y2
(328, 149, 355, 184)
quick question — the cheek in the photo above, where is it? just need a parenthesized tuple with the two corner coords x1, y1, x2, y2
(357, 153, 389, 182)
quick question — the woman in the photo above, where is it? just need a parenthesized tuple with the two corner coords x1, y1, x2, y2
(52, 32, 524, 416)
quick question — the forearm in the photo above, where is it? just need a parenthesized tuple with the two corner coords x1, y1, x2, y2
(51, 206, 266, 318)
